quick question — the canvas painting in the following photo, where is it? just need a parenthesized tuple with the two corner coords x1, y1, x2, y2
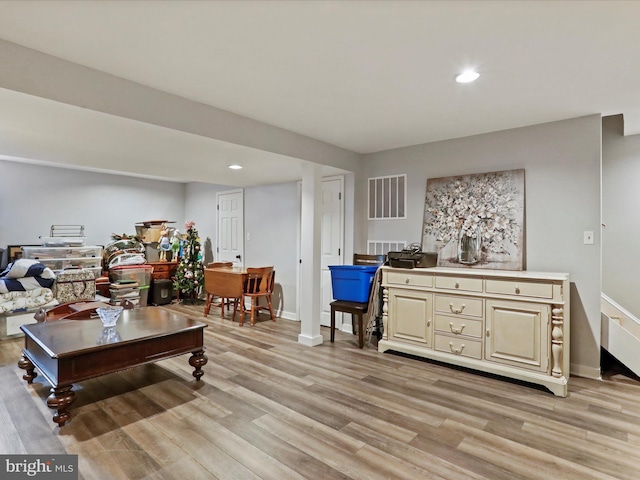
(422, 169, 525, 270)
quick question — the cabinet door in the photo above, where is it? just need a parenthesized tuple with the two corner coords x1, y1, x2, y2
(388, 289, 433, 347)
(485, 299, 549, 372)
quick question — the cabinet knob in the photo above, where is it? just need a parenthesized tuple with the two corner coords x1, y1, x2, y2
(486, 330, 490, 337)
(405, 278, 410, 284)
(427, 320, 431, 327)
(455, 282, 460, 289)
(515, 286, 520, 294)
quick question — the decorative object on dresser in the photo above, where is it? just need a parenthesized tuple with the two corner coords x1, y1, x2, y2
(379, 266, 570, 396)
(422, 169, 525, 270)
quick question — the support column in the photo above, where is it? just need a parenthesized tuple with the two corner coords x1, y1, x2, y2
(298, 163, 323, 346)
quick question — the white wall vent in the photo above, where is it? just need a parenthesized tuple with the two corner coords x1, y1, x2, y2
(368, 174, 407, 219)
(368, 240, 407, 255)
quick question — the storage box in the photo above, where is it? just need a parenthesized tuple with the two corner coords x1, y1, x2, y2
(54, 268, 96, 303)
(109, 265, 153, 287)
(40, 236, 86, 247)
(150, 279, 173, 305)
(328, 265, 378, 303)
(1, 310, 39, 340)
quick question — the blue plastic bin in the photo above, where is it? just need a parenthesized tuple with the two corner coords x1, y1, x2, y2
(328, 265, 378, 303)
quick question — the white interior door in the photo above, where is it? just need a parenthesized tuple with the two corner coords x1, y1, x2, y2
(217, 189, 244, 266)
(320, 177, 344, 327)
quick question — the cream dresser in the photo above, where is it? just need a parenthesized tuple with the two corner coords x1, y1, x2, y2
(379, 266, 570, 396)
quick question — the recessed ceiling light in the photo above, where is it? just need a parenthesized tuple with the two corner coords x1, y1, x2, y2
(455, 71, 480, 83)
(228, 164, 243, 170)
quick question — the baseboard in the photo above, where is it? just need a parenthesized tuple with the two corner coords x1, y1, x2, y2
(570, 363, 601, 380)
(277, 310, 298, 321)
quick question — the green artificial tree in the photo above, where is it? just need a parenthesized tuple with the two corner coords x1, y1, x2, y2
(173, 221, 204, 301)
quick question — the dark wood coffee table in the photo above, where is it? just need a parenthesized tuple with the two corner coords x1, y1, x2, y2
(18, 307, 208, 426)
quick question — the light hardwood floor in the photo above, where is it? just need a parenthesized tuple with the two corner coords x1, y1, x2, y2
(1, 302, 640, 480)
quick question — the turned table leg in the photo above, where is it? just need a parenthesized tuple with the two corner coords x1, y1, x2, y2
(47, 385, 76, 427)
(189, 350, 208, 381)
(18, 354, 38, 384)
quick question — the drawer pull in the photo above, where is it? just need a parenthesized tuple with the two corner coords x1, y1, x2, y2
(515, 286, 520, 294)
(455, 282, 460, 289)
(449, 342, 465, 355)
(449, 303, 465, 314)
(449, 322, 465, 334)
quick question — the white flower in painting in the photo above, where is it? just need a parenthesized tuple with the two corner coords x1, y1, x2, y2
(424, 171, 521, 255)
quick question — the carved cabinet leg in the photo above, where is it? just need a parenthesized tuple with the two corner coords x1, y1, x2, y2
(18, 355, 37, 384)
(381, 287, 389, 341)
(47, 385, 76, 427)
(189, 350, 208, 381)
(551, 306, 565, 378)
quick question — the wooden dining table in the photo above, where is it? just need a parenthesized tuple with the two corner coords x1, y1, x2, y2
(204, 267, 248, 325)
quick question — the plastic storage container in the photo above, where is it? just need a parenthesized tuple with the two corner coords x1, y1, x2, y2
(22, 246, 103, 277)
(39, 236, 86, 247)
(328, 265, 378, 302)
(109, 265, 153, 287)
(23, 246, 102, 259)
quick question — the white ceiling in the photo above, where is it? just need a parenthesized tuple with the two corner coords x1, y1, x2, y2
(0, 0, 639, 185)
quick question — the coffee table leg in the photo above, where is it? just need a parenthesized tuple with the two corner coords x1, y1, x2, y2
(18, 355, 38, 384)
(47, 385, 76, 427)
(189, 350, 208, 381)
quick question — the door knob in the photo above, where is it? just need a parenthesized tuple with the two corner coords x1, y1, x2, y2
(236, 255, 241, 260)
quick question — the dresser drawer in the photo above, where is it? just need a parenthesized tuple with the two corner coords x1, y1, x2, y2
(434, 295, 483, 318)
(434, 334, 482, 359)
(435, 315, 483, 338)
(485, 279, 553, 299)
(386, 271, 433, 288)
(151, 271, 171, 280)
(435, 275, 483, 293)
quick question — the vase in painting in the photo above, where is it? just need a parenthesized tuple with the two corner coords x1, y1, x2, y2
(458, 225, 481, 265)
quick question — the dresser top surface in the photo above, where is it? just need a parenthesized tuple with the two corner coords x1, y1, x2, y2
(382, 266, 569, 281)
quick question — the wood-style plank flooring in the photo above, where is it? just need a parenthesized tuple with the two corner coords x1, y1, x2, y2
(1, 302, 640, 479)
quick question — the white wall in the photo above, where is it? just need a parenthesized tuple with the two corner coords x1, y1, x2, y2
(0, 160, 185, 250)
(244, 182, 299, 320)
(184, 181, 234, 266)
(602, 115, 640, 318)
(360, 115, 602, 377)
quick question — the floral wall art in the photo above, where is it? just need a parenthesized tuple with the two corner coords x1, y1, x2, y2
(422, 169, 525, 270)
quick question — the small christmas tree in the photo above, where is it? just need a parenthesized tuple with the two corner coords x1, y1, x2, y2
(173, 221, 204, 301)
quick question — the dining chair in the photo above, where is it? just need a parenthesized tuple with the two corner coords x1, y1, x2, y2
(241, 266, 275, 327)
(204, 262, 236, 318)
(330, 253, 386, 348)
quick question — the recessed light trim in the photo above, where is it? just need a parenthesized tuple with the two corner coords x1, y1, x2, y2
(228, 164, 243, 170)
(455, 71, 480, 83)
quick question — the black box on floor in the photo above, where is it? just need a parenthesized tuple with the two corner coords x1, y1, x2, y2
(150, 279, 173, 305)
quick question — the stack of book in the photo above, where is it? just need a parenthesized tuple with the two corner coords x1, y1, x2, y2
(109, 280, 140, 306)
